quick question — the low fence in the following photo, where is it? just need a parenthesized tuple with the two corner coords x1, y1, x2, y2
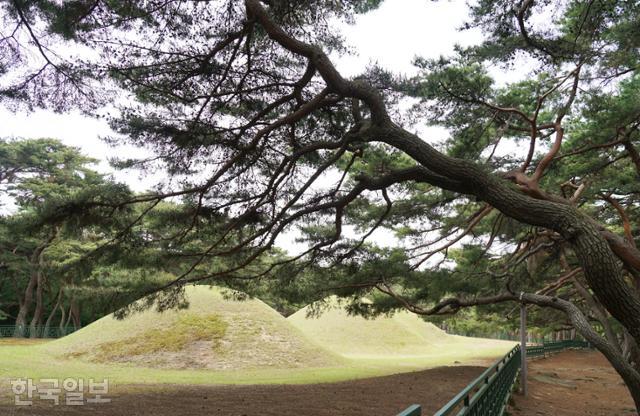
(442, 328, 582, 346)
(397, 339, 592, 416)
(0, 325, 78, 338)
(432, 345, 521, 416)
(527, 339, 590, 358)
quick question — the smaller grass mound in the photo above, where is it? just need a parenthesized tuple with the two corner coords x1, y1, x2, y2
(93, 314, 228, 361)
(289, 296, 515, 359)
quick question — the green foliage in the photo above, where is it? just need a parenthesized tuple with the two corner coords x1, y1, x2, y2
(0, 138, 145, 327)
(1, 0, 639, 355)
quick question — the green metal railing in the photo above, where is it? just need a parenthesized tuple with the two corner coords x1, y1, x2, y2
(526, 344, 545, 358)
(397, 404, 421, 416)
(433, 345, 521, 416)
(396, 339, 592, 416)
(527, 339, 590, 358)
(442, 328, 585, 346)
(0, 325, 78, 338)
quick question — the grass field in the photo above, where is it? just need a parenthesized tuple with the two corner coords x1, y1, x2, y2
(288, 297, 514, 359)
(45, 286, 342, 371)
(0, 286, 515, 392)
(0, 337, 512, 389)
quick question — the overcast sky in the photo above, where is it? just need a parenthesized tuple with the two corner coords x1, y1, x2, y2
(0, 0, 505, 254)
(0, 0, 485, 178)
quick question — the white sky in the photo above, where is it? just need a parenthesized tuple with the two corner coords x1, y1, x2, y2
(0, 0, 524, 255)
(336, 0, 482, 78)
(1, 0, 485, 166)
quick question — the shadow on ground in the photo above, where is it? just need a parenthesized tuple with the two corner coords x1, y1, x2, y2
(510, 350, 635, 416)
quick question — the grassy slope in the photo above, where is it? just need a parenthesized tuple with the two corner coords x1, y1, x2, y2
(0, 290, 515, 389)
(0, 338, 384, 386)
(0, 337, 510, 389)
(288, 297, 515, 359)
(45, 286, 342, 370)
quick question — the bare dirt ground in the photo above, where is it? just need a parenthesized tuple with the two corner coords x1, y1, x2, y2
(0, 365, 484, 416)
(1, 350, 634, 416)
(509, 349, 636, 416)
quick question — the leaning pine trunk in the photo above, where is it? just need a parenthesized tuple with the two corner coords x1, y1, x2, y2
(64, 304, 73, 328)
(43, 287, 63, 338)
(14, 234, 55, 338)
(13, 272, 37, 338)
(573, 276, 622, 352)
(58, 301, 66, 335)
(29, 272, 44, 338)
(622, 330, 640, 370)
(69, 299, 81, 329)
(579, 322, 640, 411)
(524, 292, 640, 412)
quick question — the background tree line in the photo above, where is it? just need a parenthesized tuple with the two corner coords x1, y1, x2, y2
(1, 0, 640, 410)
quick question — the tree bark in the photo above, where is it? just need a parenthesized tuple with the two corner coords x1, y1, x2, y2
(243, 0, 640, 408)
(69, 298, 81, 329)
(523, 293, 640, 411)
(623, 139, 640, 176)
(622, 329, 640, 370)
(381, 285, 640, 410)
(64, 303, 73, 327)
(13, 233, 55, 337)
(44, 287, 63, 338)
(29, 271, 44, 338)
(570, 276, 621, 352)
(59, 301, 67, 331)
(13, 270, 37, 337)
(372, 124, 640, 349)
(558, 250, 623, 353)
(244, 0, 640, 350)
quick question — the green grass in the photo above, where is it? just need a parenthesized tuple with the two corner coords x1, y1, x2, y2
(0, 340, 371, 385)
(0, 338, 511, 390)
(288, 297, 515, 358)
(0, 287, 516, 393)
(46, 286, 342, 370)
(86, 313, 228, 361)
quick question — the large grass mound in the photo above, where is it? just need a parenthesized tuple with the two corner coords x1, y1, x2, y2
(45, 286, 342, 370)
(0, 292, 514, 387)
(288, 297, 514, 358)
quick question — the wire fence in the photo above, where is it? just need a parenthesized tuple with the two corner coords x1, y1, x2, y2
(396, 339, 592, 416)
(441, 326, 582, 345)
(0, 325, 78, 338)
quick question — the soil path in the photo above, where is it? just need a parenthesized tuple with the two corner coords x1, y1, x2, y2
(1, 350, 633, 415)
(510, 349, 635, 415)
(0, 365, 483, 416)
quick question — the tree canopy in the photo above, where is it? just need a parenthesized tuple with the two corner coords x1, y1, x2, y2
(2, 0, 640, 409)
